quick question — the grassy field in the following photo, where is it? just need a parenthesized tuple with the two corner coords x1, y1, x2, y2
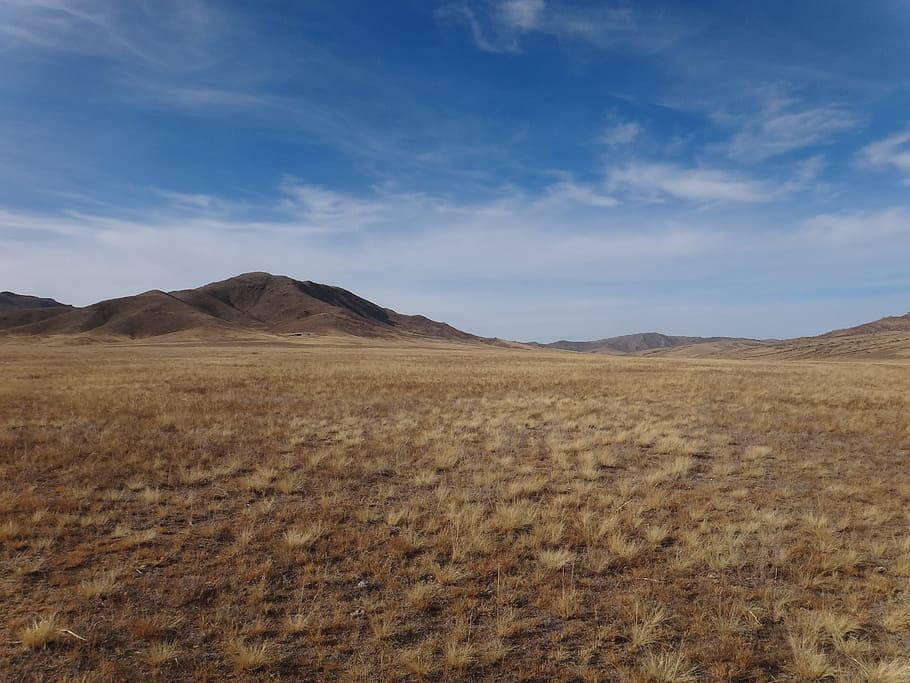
(1, 340, 909, 681)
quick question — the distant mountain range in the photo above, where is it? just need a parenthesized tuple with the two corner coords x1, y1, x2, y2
(2, 274, 908, 359)
(646, 313, 910, 360)
(531, 332, 755, 355)
(532, 316, 910, 360)
(0, 272, 509, 346)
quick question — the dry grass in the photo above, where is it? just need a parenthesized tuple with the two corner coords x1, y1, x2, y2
(1, 339, 909, 679)
(16, 615, 60, 650)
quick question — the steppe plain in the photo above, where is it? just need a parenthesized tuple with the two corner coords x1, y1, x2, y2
(2, 337, 909, 681)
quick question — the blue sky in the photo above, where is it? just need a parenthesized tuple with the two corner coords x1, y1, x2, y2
(2, 0, 910, 341)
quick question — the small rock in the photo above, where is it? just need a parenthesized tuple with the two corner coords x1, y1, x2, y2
(356, 579, 369, 589)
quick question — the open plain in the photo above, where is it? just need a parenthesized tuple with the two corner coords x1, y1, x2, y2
(1, 339, 909, 681)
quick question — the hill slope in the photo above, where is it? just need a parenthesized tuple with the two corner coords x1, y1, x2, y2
(0, 291, 73, 330)
(535, 332, 746, 355)
(647, 312, 910, 360)
(0, 291, 70, 309)
(0, 273, 501, 345)
(823, 312, 910, 337)
(537, 311, 910, 360)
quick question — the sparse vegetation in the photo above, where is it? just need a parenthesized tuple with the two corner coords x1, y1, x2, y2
(1, 339, 909, 678)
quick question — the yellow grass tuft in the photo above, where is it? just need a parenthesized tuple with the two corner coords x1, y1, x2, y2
(640, 649, 698, 682)
(77, 570, 117, 600)
(537, 548, 575, 570)
(16, 615, 59, 649)
(282, 524, 324, 549)
(227, 640, 272, 671)
(145, 641, 180, 666)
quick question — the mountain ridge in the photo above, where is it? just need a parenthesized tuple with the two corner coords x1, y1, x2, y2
(532, 332, 754, 355)
(0, 291, 70, 310)
(0, 273, 507, 346)
(532, 314, 910, 359)
(3, 276, 908, 358)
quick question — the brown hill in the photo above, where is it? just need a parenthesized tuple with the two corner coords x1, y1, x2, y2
(0, 273, 501, 345)
(823, 312, 910, 337)
(6, 290, 238, 338)
(535, 311, 910, 361)
(533, 332, 747, 355)
(0, 291, 70, 309)
(0, 291, 73, 330)
(645, 312, 910, 360)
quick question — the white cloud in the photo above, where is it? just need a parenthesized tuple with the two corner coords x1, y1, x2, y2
(802, 207, 910, 244)
(436, 4, 521, 53)
(779, 155, 827, 194)
(723, 100, 859, 162)
(600, 122, 641, 146)
(859, 128, 910, 181)
(499, 0, 544, 30)
(0, 0, 232, 69)
(279, 181, 393, 224)
(158, 191, 215, 209)
(538, 180, 619, 207)
(606, 162, 772, 203)
(661, 83, 859, 163)
(438, 1, 685, 54)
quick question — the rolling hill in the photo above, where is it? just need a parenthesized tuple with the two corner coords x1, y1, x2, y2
(0, 272, 505, 345)
(533, 332, 748, 355)
(536, 312, 910, 360)
(0, 291, 70, 309)
(822, 312, 910, 338)
(0, 291, 73, 331)
(644, 312, 910, 360)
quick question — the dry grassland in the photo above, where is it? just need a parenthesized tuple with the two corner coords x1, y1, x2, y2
(1, 341, 909, 681)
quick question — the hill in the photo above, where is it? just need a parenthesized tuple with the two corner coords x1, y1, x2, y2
(0, 291, 70, 309)
(0, 272, 504, 345)
(0, 291, 73, 331)
(534, 332, 746, 354)
(536, 311, 910, 360)
(823, 312, 910, 337)
(646, 312, 910, 360)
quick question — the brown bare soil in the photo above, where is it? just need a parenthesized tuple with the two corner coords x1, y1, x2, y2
(2, 340, 909, 680)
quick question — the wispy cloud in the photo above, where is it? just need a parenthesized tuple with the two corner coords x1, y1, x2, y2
(540, 180, 619, 208)
(0, 0, 233, 70)
(859, 128, 910, 183)
(606, 162, 773, 203)
(802, 207, 910, 244)
(779, 155, 828, 195)
(600, 121, 641, 147)
(723, 99, 859, 162)
(499, 0, 545, 30)
(437, 0, 686, 54)
(436, 4, 521, 54)
(156, 191, 215, 210)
